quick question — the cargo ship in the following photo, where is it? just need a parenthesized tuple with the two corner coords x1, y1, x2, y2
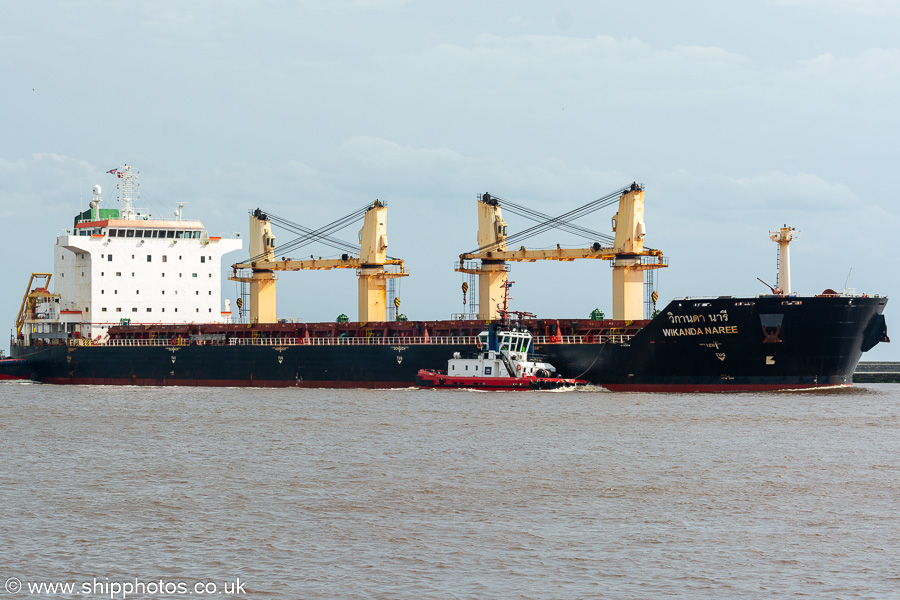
(6, 166, 889, 391)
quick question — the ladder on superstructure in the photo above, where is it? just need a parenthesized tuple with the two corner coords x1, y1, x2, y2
(774, 245, 781, 291)
(644, 269, 656, 320)
(237, 280, 250, 324)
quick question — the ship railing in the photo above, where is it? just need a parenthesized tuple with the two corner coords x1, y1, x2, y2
(99, 336, 482, 347)
(532, 334, 634, 344)
(95, 334, 634, 347)
(224, 336, 482, 346)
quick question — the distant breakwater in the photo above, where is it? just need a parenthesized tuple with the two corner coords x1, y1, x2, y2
(855, 362, 900, 383)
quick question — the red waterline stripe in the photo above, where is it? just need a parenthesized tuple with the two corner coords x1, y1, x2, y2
(601, 383, 852, 392)
(40, 377, 414, 389)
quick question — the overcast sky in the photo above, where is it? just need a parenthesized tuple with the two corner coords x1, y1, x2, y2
(3, 0, 899, 359)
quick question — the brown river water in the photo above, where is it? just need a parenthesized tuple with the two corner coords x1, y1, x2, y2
(2, 382, 898, 599)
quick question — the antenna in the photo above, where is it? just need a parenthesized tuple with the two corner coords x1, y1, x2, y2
(113, 164, 139, 220)
(843, 268, 853, 296)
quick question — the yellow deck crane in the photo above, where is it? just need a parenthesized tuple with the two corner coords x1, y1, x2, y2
(456, 183, 667, 321)
(16, 273, 61, 339)
(230, 200, 408, 324)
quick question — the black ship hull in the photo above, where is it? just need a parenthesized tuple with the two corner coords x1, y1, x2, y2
(10, 295, 888, 391)
(543, 295, 889, 391)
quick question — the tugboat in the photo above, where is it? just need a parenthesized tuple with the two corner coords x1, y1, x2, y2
(416, 320, 588, 390)
(417, 285, 589, 391)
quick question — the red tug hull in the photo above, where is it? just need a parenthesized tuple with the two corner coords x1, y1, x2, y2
(416, 368, 587, 391)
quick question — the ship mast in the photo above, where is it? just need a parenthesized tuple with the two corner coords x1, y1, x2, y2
(114, 164, 139, 221)
(769, 225, 798, 295)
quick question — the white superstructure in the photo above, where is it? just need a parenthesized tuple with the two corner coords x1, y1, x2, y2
(27, 166, 241, 344)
